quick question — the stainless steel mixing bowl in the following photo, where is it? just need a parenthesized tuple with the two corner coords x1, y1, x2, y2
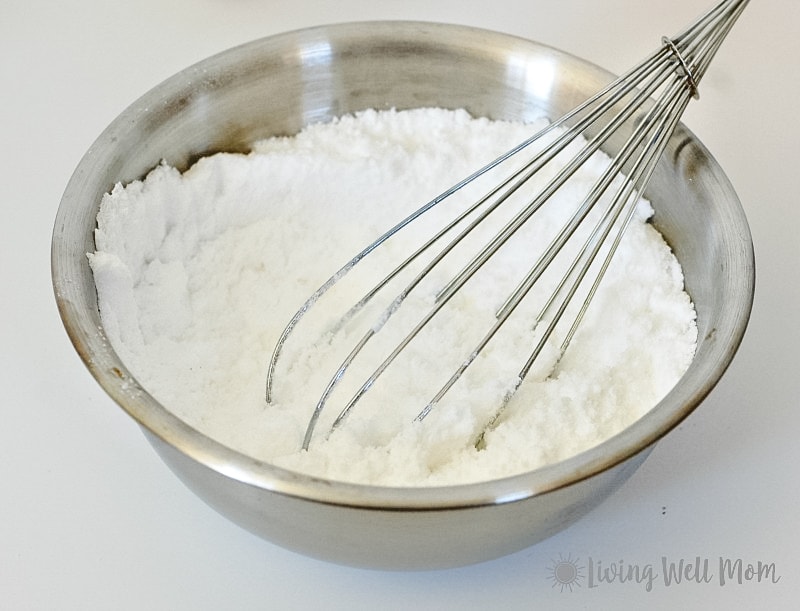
(51, 22, 754, 570)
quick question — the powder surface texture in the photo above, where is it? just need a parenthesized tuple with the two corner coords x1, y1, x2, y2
(89, 108, 697, 486)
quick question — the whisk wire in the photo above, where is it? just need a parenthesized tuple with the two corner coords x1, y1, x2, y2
(298, 56, 681, 447)
(266, 50, 678, 406)
(325, 55, 691, 432)
(457, 76, 696, 442)
(423, 71, 696, 428)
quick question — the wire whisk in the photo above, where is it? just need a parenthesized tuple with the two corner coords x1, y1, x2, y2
(266, 0, 750, 449)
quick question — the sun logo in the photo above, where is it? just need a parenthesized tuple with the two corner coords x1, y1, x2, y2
(547, 554, 585, 592)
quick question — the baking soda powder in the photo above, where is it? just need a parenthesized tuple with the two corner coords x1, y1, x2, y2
(89, 108, 697, 486)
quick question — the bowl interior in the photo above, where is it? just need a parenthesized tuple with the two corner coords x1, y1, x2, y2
(52, 22, 754, 506)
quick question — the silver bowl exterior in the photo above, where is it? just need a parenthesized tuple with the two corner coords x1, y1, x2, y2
(52, 22, 754, 570)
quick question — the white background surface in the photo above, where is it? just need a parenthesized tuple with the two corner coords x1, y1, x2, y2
(2, 0, 797, 609)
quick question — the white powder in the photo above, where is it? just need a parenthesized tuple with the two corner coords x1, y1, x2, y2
(89, 108, 697, 486)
